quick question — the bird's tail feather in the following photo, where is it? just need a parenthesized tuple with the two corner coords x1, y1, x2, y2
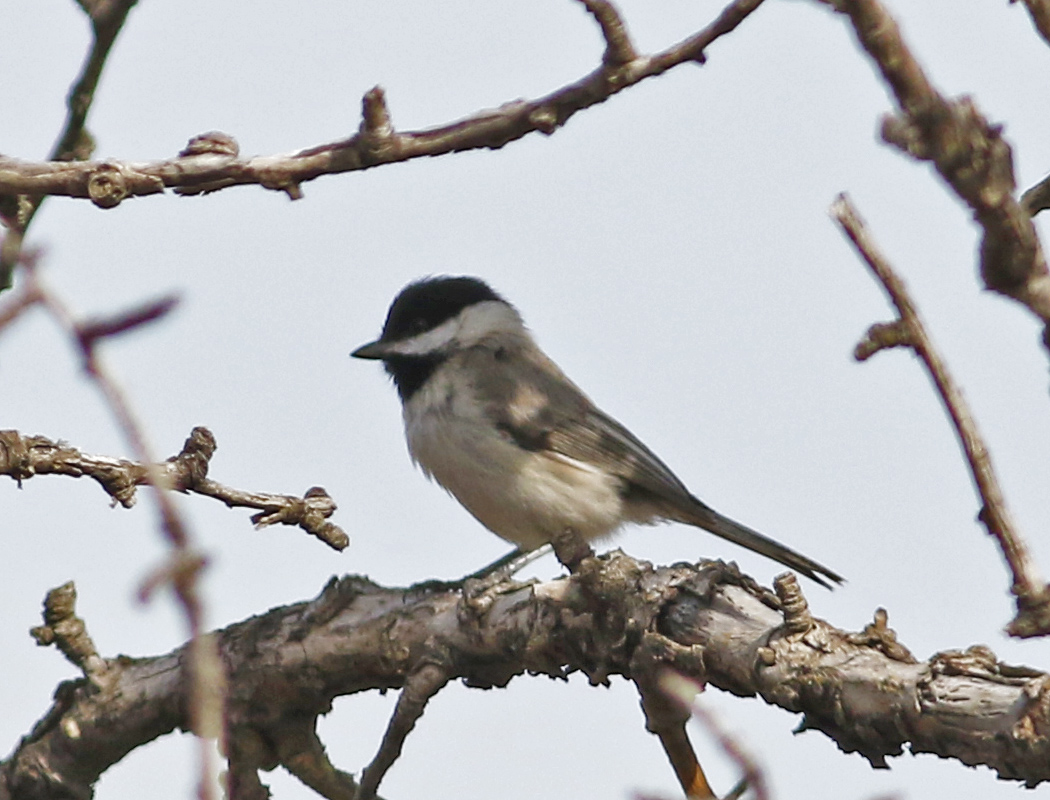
(675, 499, 844, 589)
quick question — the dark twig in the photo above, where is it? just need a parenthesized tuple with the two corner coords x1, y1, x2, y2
(831, 193, 1050, 637)
(0, 0, 139, 289)
(638, 680, 715, 799)
(0, 0, 766, 208)
(1012, 0, 1050, 48)
(817, 0, 1050, 333)
(0, 275, 43, 333)
(660, 673, 768, 800)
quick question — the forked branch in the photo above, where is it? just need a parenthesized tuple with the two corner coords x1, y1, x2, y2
(817, 0, 1050, 332)
(831, 193, 1050, 637)
(0, 0, 766, 210)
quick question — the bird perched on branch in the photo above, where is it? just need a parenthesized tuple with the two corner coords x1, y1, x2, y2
(352, 276, 842, 588)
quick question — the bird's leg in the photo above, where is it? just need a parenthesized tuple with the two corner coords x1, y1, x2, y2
(410, 545, 552, 593)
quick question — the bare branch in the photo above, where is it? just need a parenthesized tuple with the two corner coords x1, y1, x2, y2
(3, 556, 1048, 799)
(576, 0, 639, 67)
(831, 192, 1050, 637)
(271, 716, 363, 800)
(0, 0, 766, 208)
(76, 293, 180, 347)
(0, 0, 138, 287)
(660, 673, 767, 800)
(634, 649, 716, 799)
(816, 0, 1050, 331)
(358, 662, 451, 800)
(0, 274, 43, 333)
(0, 427, 349, 550)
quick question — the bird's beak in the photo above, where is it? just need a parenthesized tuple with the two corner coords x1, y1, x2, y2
(350, 340, 390, 360)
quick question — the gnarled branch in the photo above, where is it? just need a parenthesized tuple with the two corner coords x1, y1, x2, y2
(3, 554, 1047, 800)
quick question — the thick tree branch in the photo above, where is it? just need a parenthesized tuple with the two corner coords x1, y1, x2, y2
(831, 193, 1050, 637)
(817, 0, 1050, 332)
(0, 0, 765, 209)
(3, 555, 1048, 800)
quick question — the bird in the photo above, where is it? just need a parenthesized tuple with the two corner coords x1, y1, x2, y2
(351, 276, 843, 588)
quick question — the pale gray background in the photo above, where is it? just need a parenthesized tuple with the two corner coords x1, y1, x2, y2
(4, 1, 1050, 798)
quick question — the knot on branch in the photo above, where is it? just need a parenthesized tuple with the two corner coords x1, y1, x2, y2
(1007, 583, 1050, 639)
(882, 97, 1015, 210)
(846, 607, 916, 663)
(854, 319, 913, 360)
(773, 572, 813, 634)
(880, 112, 930, 160)
(979, 218, 1046, 297)
(30, 581, 107, 680)
(527, 105, 559, 134)
(167, 426, 215, 489)
(290, 575, 376, 641)
(251, 486, 349, 550)
(0, 428, 33, 482)
(86, 163, 129, 209)
(179, 131, 240, 159)
(360, 87, 394, 142)
(354, 86, 400, 171)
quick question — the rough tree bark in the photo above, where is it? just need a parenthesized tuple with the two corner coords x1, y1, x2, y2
(2, 556, 1048, 799)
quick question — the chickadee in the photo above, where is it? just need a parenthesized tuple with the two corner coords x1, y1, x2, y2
(352, 276, 842, 588)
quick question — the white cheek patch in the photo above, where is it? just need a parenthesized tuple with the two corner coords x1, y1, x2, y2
(384, 301, 524, 356)
(455, 301, 524, 345)
(384, 316, 461, 356)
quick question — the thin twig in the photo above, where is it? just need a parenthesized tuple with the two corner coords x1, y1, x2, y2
(831, 192, 1050, 638)
(576, 0, 638, 66)
(1013, 0, 1050, 49)
(660, 672, 768, 800)
(0, 0, 767, 208)
(0, 427, 350, 549)
(0, 0, 139, 288)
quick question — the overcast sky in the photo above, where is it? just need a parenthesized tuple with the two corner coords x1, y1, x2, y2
(5, 1, 1050, 798)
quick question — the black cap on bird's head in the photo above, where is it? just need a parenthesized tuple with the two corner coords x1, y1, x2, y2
(352, 276, 512, 400)
(380, 277, 505, 345)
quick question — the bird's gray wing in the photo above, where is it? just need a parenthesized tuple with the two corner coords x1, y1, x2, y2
(465, 341, 844, 588)
(463, 342, 696, 505)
